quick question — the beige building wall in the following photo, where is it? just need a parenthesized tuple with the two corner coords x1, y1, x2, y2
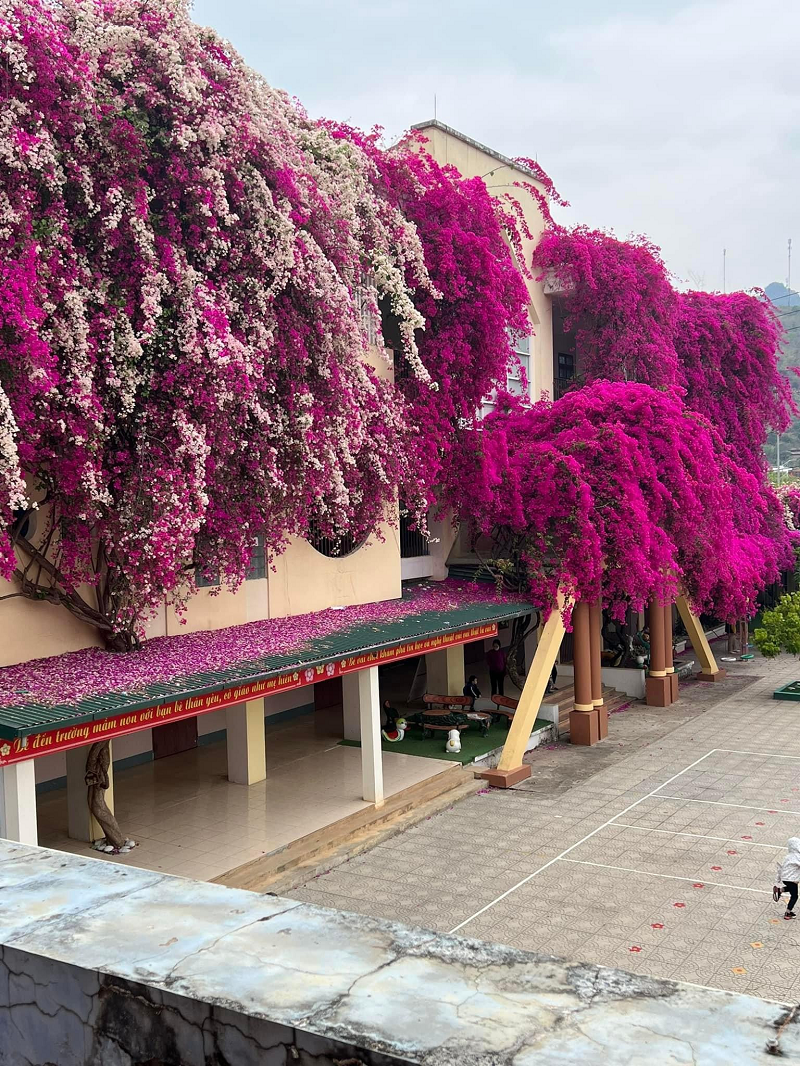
(0, 333, 402, 665)
(412, 121, 554, 401)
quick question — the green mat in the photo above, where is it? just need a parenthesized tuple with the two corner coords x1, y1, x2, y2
(340, 717, 553, 765)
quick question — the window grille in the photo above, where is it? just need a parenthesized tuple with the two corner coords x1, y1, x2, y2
(246, 534, 266, 580)
(400, 508, 429, 558)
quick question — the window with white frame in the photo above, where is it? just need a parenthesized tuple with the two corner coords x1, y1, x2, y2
(246, 533, 266, 580)
(507, 331, 531, 397)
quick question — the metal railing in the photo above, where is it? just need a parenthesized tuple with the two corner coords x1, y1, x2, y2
(400, 511, 429, 558)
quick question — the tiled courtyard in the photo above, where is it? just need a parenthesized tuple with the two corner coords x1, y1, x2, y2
(287, 654, 800, 1003)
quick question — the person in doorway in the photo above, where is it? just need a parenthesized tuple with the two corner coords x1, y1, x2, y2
(463, 675, 481, 709)
(381, 699, 398, 732)
(774, 837, 800, 919)
(486, 639, 507, 697)
(545, 663, 558, 695)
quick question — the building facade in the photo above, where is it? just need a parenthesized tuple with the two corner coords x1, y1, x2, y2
(0, 123, 557, 879)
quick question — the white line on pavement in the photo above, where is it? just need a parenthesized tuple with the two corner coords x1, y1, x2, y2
(656, 796, 800, 817)
(558, 857, 766, 893)
(448, 748, 719, 935)
(611, 823, 784, 849)
(713, 748, 800, 761)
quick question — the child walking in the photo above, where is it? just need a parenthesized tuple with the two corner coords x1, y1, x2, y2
(774, 837, 800, 920)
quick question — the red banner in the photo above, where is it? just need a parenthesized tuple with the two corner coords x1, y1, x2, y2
(0, 623, 497, 767)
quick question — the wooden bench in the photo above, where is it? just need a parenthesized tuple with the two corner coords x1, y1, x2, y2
(416, 693, 492, 737)
(490, 694, 519, 727)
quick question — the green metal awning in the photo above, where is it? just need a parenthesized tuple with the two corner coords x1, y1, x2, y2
(0, 596, 536, 741)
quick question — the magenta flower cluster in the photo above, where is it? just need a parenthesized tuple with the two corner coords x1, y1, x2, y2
(457, 382, 793, 623)
(0, 0, 525, 637)
(532, 227, 793, 472)
(492, 225, 796, 620)
(0, 580, 516, 707)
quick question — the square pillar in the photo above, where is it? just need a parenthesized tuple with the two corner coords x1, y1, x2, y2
(0, 760, 38, 845)
(342, 673, 361, 741)
(569, 709, 599, 746)
(425, 646, 465, 697)
(226, 699, 266, 785)
(646, 598, 672, 707)
(356, 666, 384, 807)
(67, 744, 115, 843)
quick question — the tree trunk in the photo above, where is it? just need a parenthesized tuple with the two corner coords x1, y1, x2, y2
(104, 630, 140, 653)
(506, 613, 535, 690)
(85, 741, 126, 849)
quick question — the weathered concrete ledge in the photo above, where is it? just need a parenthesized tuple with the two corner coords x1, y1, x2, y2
(1, 841, 798, 1065)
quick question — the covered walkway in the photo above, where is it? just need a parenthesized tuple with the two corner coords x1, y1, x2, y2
(1, 580, 535, 867)
(37, 715, 451, 881)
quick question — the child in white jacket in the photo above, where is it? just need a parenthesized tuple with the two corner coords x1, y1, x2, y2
(774, 837, 800, 919)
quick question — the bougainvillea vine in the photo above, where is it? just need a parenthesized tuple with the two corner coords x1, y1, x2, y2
(0, 0, 525, 645)
(455, 382, 793, 623)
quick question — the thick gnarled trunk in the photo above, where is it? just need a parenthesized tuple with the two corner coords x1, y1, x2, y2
(85, 741, 126, 849)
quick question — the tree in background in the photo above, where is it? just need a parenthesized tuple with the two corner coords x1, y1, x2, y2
(754, 591, 800, 658)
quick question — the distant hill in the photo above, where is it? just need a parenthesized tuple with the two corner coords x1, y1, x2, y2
(766, 281, 800, 307)
(764, 283, 800, 468)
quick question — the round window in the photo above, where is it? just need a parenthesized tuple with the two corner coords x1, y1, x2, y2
(306, 520, 366, 559)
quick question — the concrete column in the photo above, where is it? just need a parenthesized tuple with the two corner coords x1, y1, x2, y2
(589, 600, 608, 740)
(570, 600, 598, 745)
(664, 602, 678, 702)
(342, 673, 361, 741)
(425, 645, 465, 697)
(0, 760, 37, 844)
(226, 699, 267, 785)
(646, 599, 671, 707)
(356, 666, 383, 806)
(67, 743, 115, 843)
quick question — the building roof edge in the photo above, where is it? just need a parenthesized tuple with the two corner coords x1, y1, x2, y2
(409, 119, 543, 184)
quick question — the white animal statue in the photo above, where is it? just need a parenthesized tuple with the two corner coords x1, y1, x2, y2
(445, 728, 462, 754)
(382, 717, 407, 742)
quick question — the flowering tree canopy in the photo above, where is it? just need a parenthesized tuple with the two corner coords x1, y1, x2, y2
(533, 227, 679, 387)
(520, 225, 796, 618)
(0, 0, 525, 646)
(532, 227, 794, 470)
(456, 383, 793, 623)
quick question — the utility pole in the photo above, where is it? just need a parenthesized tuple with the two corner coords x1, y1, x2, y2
(777, 432, 782, 486)
(788, 238, 793, 293)
(723, 248, 727, 293)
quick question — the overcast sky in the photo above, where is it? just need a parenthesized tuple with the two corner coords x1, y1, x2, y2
(193, 0, 799, 295)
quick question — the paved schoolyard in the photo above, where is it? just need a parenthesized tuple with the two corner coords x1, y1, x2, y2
(287, 655, 800, 1003)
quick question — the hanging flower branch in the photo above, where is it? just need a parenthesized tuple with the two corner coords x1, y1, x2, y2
(453, 382, 793, 623)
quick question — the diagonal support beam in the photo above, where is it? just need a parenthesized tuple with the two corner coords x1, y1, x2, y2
(676, 595, 724, 681)
(484, 595, 565, 784)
